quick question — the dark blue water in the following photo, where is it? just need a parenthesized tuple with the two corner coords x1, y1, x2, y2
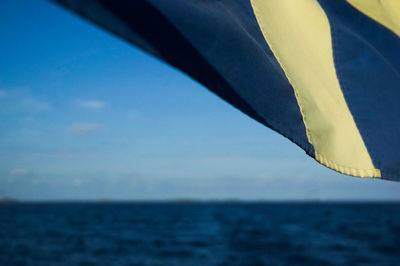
(0, 202, 399, 266)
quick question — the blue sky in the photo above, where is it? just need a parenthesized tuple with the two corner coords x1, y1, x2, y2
(1, 0, 399, 200)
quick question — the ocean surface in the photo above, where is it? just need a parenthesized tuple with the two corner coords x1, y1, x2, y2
(0, 202, 399, 266)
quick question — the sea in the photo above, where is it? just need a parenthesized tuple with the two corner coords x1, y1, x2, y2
(0, 202, 399, 266)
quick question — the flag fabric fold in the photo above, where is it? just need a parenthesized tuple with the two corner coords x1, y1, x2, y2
(53, 0, 400, 181)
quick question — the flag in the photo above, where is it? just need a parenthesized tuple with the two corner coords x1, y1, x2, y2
(53, 0, 400, 181)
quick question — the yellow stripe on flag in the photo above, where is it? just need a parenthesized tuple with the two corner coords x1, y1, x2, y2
(250, 0, 381, 178)
(347, 0, 400, 37)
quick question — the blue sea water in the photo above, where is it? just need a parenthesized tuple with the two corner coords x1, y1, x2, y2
(0, 202, 399, 266)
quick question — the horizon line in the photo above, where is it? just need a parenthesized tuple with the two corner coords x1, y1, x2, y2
(1, 197, 400, 204)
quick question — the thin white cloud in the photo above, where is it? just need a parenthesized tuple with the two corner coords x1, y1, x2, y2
(0, 89, 52, 113)
(76, 99, 106, 110)
(67, 123, 102, 136)
(72, 178, 83, 187)
(0, 90, 7, 99)
(126, 110, 141, 120)
(10, 168, 29, 176)
(20, 98, 52, 112)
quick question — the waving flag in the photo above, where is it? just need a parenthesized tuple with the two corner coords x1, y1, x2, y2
(53, 0, 400, 181)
